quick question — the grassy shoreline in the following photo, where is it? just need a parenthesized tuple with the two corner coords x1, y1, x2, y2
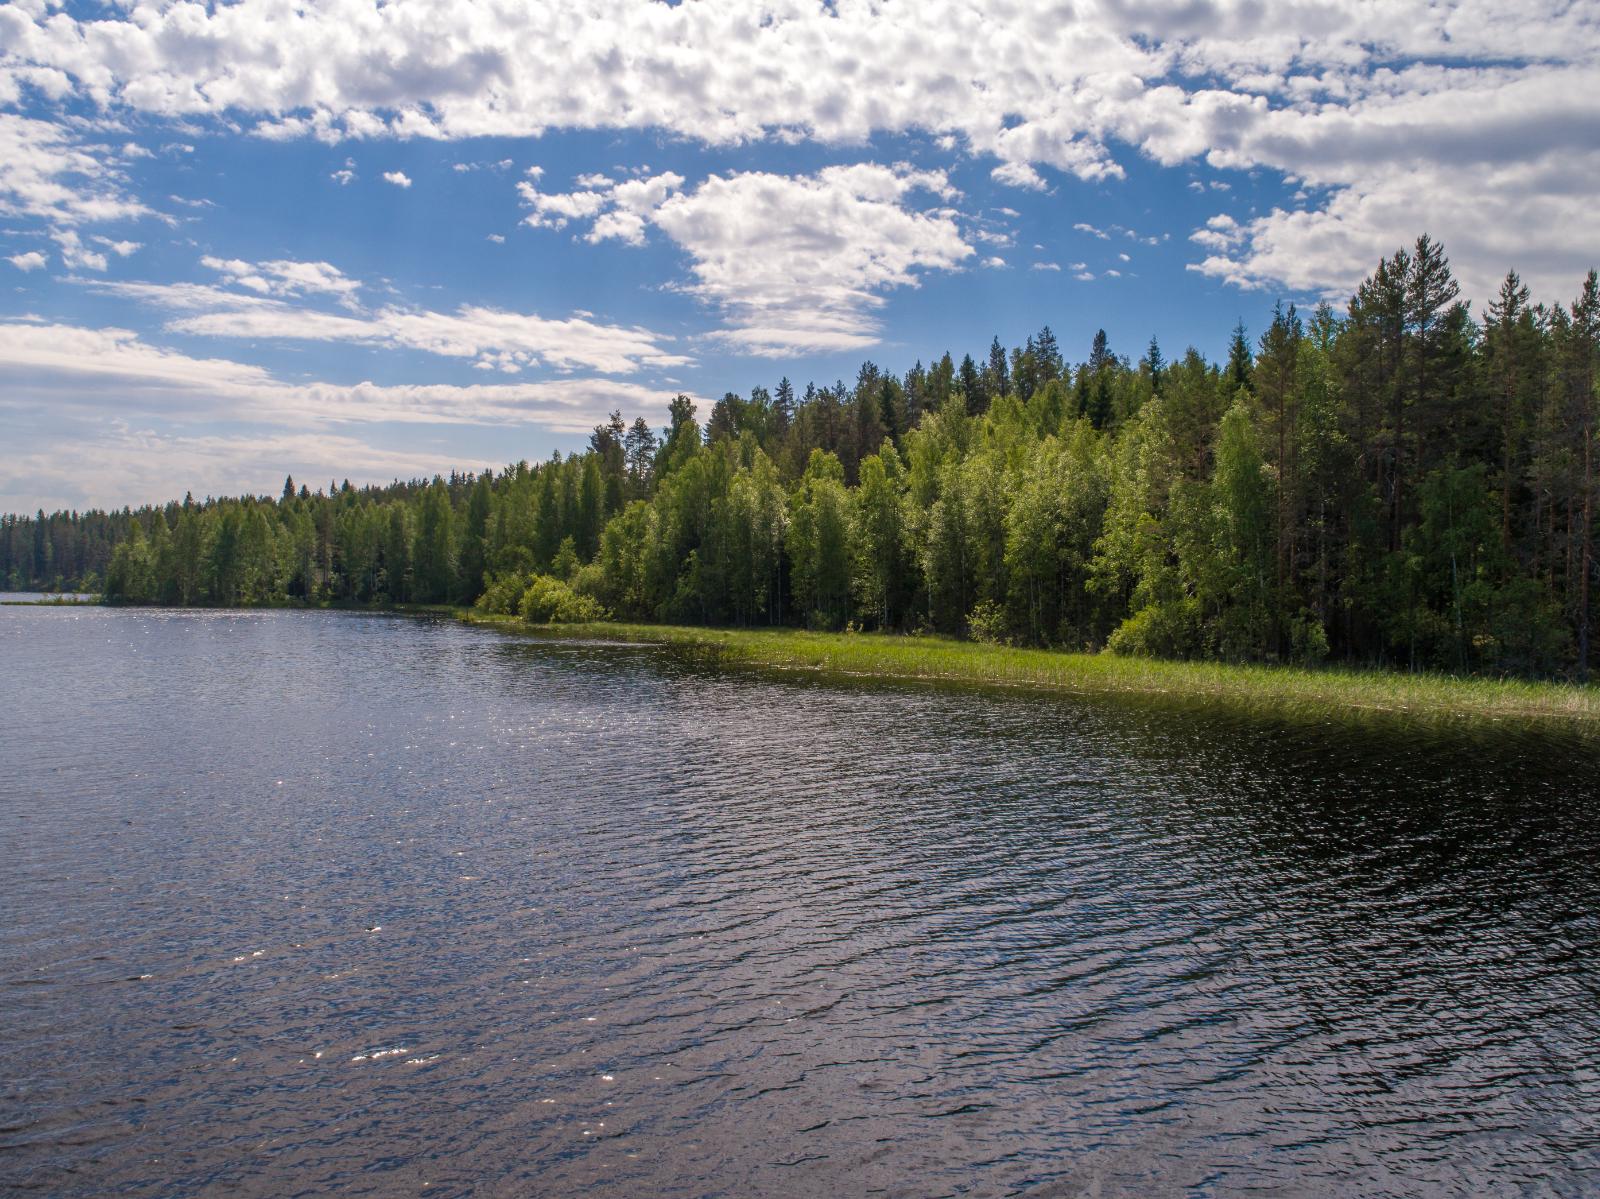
(20, 598, 1596, 730)
(463, 613, 1600, 733)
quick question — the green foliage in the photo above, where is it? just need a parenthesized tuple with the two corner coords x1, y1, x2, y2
(14, 242, 1600, 683)
(1108, 597, 1203, 658)
(551, 536, 580, 581)
(516, 574, 607, 624)
(967, 599, 1007, 645)
(474, 570, 530, 616)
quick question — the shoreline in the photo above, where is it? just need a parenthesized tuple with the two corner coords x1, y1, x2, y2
(14, 598, 1597, 731)
(463, 614, 1600, 733)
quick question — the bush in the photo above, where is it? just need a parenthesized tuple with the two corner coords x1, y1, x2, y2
(570, 561, 606, 603)
(474, 571, 531, 616)
(517, 574, 607, 624)
(1107, 598, 1202, 658)
(1290, 610, 1330, 665)
(966, 599, 1008, 645)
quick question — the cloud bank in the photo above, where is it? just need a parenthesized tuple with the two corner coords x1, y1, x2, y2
(2, 0, 1596, 298)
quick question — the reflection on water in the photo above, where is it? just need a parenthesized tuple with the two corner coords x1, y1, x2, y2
(2, 607, 1597, 1197)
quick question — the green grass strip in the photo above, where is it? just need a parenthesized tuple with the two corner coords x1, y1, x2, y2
(461, 614, 1600, 735)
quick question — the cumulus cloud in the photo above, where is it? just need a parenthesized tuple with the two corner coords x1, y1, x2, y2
(521, 163, 974, 354)
(382, 170, 412, 188)
(991, 162, 1048, 191)
(201, 255, 363, 307)
(93, 236, 141, 258)
(52, 230, 107, 272)
(0, 113, 152, 227)
(1, 1, 1596, 302)
(1189, 151, 1600, 301)
(7, 250, 46, 271)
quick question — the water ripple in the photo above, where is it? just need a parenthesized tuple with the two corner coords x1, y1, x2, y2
(1, 607, 1598, 1197)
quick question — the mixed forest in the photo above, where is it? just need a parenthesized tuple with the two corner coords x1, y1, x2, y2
(5, 237, 1598, 680)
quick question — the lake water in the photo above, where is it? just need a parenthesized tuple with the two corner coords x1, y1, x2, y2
(3, 607, 1599, 1197)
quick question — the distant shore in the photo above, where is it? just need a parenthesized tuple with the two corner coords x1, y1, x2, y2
(461, 614, 1600, 733)
(16, 598, 1596, 730)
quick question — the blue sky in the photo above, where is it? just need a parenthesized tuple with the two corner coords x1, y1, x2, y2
(2, 0, 1597, 512)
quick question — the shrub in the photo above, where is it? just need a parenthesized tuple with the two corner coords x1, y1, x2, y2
(570, 561, 606, 603)
(966, 599, 1008, 645)
(474, 571, 530, 616)
(517, 574, 607, 624)
(1107, 598, 1202, 658)
(1290, 610, 1330, 665)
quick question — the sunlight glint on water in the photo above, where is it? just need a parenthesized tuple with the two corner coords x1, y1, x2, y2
(1, 606, 1598, 1197)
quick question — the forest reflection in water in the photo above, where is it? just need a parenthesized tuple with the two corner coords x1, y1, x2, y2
(2, 606, 1596, 1197)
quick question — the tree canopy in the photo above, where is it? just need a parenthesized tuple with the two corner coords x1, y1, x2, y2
(8, 238, 1598, 680)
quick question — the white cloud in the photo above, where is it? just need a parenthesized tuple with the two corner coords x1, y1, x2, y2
(201, 255, 362, 307)
(83, 273, 691, 375)
(1, 1, 1597, 301)
(1032, 262, 1060, 271)
(452, 158, 514, 173)
(518, 182, 607, 231)
(521, 163, 973, 354)
(382, 170, 412, 188)
(6, 250, 46, 271)
(486, 233, 504, 243)
(1189, 150, 1600, 301)
(0, 425, 454, 514)
(93, 236, 141, 257)
(0, 321, 685, 427)
(0, 320, 697, 508)
(0, 113, 152, 227)
(991, 162, 1047, 191)
(53, 229, 106, 272)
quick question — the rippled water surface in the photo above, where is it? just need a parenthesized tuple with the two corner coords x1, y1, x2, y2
(4, 607, 1600, 1197)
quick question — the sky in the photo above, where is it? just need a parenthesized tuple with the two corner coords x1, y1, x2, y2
(2, 0, 1598, 513)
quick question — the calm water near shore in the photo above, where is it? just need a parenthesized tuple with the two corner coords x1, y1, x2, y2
(3, 606, 1598, 1196)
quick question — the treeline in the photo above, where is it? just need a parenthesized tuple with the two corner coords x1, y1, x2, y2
(6, 237, 1597, 679)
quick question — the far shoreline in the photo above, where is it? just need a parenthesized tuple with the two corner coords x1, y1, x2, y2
(461, 613, 1600, 735)
(13, 598, 1597, 733)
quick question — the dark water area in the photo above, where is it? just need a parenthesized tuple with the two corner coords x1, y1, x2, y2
(3, 607, 1599, 1197)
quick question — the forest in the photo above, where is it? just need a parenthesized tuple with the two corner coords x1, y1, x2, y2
(5, 237, 1597, 681)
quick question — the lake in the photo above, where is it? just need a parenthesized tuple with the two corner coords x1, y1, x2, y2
(3, 606, 1598, 1197)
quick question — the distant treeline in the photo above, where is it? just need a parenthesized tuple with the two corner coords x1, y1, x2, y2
(5, 236, 1597, 680)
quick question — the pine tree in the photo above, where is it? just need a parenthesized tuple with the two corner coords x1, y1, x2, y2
(959, 354, 984, 416)
(412, 480, 456, 603)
